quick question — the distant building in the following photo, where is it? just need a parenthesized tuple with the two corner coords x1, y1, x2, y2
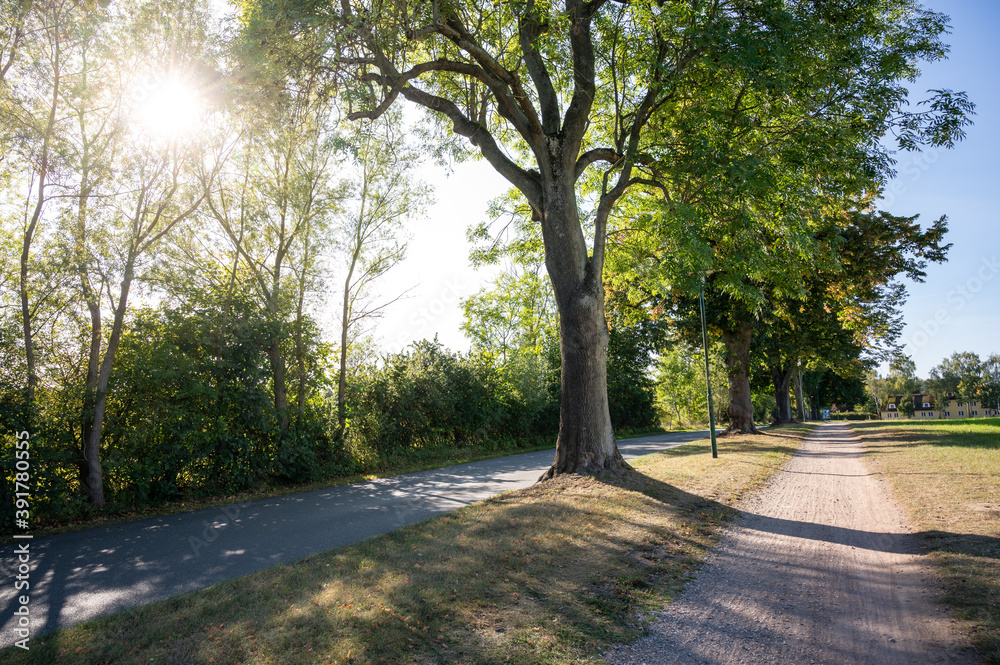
(939, 397, 1000, 419)
(881, 393, 999, 420)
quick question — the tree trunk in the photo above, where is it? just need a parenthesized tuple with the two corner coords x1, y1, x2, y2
(80, 291, 101, 503)
(21, 200, 39, 409)
(337, 241, 362, 439)
(81, 264, 134, 508)
(770, 362, 794, 423)
(537, 171, 626, 480)
(722, 324, 760, 434)
(267, 266, 289, 437)
(269, 337, 289, 436)
(294, 281, 307, 425)
(794, 369, 806, 421)
(75, 189, 105, 505)
(217, 251, 239, 363)
(20, 50, 60, 412)
(337, 297, 350, 439)
(539, 282, 624, 478)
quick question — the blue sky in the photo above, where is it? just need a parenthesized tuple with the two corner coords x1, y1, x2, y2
(881, 0, 1000, 376)
(375, 1, 999, 378)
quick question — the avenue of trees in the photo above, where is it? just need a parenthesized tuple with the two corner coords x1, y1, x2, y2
(0, 0, 975, 526)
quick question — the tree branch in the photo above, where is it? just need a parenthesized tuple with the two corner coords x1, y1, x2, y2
(398, 83, 543, 208)
(574, 148, 620, 181)
(518, 0, 561, 134)
(562, 0, 605, 155)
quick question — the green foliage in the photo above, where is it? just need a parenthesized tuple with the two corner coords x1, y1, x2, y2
(866, 354, 922, 414)
(654, 342, 728, 429)
(461, 270, 556, 362)
(981, 355, 1000, 414)
(347, 339, 546, 458)
(926, 351, 984, 401)
(817, 374, 868, 412)
(751, 389, 778, 426)
(1, 298, 347, 527)
(899, 396, 916, 418)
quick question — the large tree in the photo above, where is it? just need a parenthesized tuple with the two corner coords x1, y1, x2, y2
(925, 351, 983, 401)
(245, 0, 972, 471)
(761, 209, 950, 423)
(600, 2, 970, 433)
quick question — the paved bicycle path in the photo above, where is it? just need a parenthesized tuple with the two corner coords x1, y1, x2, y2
(1, 430, 709, 645)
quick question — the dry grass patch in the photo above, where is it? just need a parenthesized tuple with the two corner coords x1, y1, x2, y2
(1, 427, 808, 665)
(852, 418, 1000, 663)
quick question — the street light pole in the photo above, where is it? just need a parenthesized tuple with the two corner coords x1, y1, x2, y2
(699, 276, 718, 458)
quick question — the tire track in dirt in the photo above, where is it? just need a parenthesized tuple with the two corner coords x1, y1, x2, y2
(607, 422, 974, 665)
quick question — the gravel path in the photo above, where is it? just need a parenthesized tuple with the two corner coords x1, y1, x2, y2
(607, 422, 973, 665)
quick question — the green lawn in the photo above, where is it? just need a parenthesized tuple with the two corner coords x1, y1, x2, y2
(851, 418, 1000, 663)
(0, 427, 811, 665)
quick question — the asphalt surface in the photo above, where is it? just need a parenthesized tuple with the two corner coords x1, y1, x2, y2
(1, 430, 710, 646)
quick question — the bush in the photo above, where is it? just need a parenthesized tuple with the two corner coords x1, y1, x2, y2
(346, 340, 534, 457)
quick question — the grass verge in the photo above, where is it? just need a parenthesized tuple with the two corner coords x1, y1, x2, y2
(851, 418, 1000, 663)
(1, 425, 810, 665)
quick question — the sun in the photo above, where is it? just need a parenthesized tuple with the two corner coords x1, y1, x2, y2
(133, 77, 203, 142)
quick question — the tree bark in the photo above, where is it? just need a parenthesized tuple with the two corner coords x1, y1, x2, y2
(269, 336, 289, 435)
(337, 271, 352, 438)
(722, 324, 760, 434)
(769, 358, 795, 423)
(537, 168, 626, 479)
(80, 264, 134, 508)
(539, 277, 624, 479)
(794, 369, 806, 421)
(75, 185, 105, 505)
(268, 254, 290, 437)
(337, 213, 364, 439)
(294, 284, 307, 425)
(19, 27, 60, 412)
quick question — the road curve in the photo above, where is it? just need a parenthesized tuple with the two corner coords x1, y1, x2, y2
(1, 429, 710, 645)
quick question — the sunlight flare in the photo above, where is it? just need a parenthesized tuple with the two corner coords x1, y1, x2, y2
(133, 76, 203, 141)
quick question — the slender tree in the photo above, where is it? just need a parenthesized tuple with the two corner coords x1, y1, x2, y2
(61, 0, 215, 506)
(0, 0, 76, 414)
(205, 84, 338, 439)
(335, 113, 428, 437)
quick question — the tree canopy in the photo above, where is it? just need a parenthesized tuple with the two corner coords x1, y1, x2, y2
(0, 0, 981, 521)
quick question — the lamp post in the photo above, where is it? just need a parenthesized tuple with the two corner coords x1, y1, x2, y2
(699, 272, 718, 458)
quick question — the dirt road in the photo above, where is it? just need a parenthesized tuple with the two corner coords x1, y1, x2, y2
(608, 422, 974, 665)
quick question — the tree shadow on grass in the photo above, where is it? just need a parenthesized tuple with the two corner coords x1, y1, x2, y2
(12, 470, 735, 665)
(920, 530, 1000, 560)
(637, 431, 802, 464)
